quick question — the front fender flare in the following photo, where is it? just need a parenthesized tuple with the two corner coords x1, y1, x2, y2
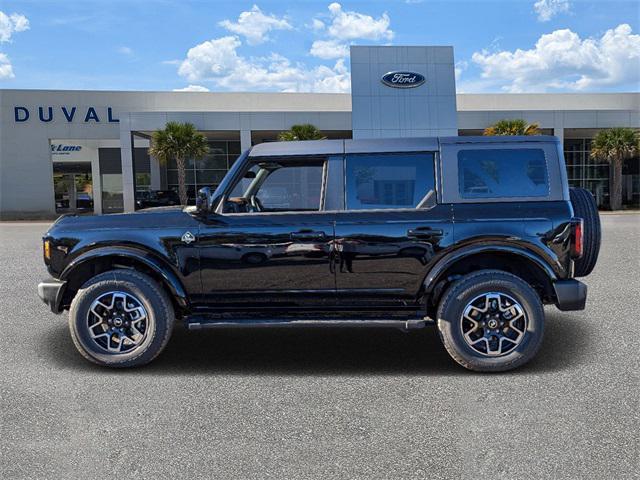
(61, 246, 189, 309)
(423, 244, 559, 294)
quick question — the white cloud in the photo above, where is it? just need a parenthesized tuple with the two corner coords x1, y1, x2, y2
(177, 35, 350, 93)
(454, 60, 468, 81)
(324, 3, 393, 41)
(310, 18, 325, 31)
(0, 11, 29, 43)
(310, 39, 349, 60)
(173, 85, 210, 92)
(117, 46, 133, 55)
(471, 24, 640, 92)
(308, 3, 393, 60)
(0, 52, 14, 79)
(178, 36, 243, 82)
(219, 5, 292, 45)
(533, 0, 570, 22)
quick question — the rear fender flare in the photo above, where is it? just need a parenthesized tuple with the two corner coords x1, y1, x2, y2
(423, 245, 558, 294)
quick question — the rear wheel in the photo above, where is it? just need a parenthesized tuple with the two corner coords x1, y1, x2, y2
(437, 270, 544, 372)
(68, 270, 174, 367)
(570, 187, 601, 277)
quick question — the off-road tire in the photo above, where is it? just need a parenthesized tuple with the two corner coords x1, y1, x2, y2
(68, 269, 174, 367)
(437, 270, 544, 372)
(569, 187, 601, 277)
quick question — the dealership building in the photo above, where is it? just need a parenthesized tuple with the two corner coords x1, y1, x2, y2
(1, 45, 638, 219)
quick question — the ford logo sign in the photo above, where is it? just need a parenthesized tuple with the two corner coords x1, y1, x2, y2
(381, 71, 426, 88)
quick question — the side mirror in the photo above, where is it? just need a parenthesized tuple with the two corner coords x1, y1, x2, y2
(196, 187, 213, 213)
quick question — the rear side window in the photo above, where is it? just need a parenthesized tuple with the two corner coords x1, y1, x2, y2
(346, 152, 435, 210)
(458, 148, 549, 198)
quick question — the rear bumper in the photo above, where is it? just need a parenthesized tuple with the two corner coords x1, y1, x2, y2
(37, 278, 66, 314)
(553, 279, 587, 311)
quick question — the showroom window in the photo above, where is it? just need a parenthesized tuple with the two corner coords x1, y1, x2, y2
(166, 140, 241, 204)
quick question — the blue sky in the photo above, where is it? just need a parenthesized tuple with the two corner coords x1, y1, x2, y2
(0, 0, 638, 93)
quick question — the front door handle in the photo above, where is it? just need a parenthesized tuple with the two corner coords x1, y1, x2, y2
(290, 230, 326, 240)
(407, 227, 443, 238)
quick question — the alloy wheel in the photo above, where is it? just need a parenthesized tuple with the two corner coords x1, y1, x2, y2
(86, 291, 150, 354)
(460, 292, 527, 357)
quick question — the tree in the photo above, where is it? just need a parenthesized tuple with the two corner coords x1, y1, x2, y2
(590, 127, 640, 211)
(484, 119, 541, 136)
(148, 122, 209, 206)
(278, 124, 326, 141)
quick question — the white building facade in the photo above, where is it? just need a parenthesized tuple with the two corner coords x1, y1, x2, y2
(0, 46, 638, 219)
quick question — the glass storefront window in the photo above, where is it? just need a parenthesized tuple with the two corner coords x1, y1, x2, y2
(101, 173, 124, 214)
(564, 136, 639, 209)
(164, 140, 240, 204)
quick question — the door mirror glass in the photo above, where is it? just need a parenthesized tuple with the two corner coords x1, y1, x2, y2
(196, 186, 212, 213)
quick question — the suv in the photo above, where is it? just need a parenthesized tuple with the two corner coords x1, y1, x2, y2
(38, 136, 601, 371)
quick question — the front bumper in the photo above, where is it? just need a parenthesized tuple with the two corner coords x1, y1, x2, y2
(553, 279, 587, 311)
(37, 278, 67, 314)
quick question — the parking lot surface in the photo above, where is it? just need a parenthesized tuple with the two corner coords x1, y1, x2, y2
(0, 215, 638, 479)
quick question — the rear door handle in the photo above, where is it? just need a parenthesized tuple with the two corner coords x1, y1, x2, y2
(291, 230, 326, 240)
(407, 227, 443, 238)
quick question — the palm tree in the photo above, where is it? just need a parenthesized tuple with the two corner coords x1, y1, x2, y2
(484, 119, 541, 136)
(590, 127, 640, 211)
(278, 124, 326, 141)
(148, 122, 209, 206)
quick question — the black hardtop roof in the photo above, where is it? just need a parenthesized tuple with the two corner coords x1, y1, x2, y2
(248, 135, 559, 157)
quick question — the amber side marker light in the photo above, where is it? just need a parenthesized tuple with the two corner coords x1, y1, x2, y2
(43, 240, 51, 260)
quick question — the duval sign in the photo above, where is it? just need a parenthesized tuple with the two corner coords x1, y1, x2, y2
(14, 106, 119, 123)
(381, 71, 426, 88)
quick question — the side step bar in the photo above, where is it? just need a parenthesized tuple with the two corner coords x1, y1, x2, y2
(185, 316, 430, 332)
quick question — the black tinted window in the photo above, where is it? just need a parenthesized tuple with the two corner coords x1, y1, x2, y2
(458, 148, 549, 198)
(346, 153, 435, 210)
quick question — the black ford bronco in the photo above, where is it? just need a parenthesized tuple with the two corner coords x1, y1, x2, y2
(38, 136, 600, 372)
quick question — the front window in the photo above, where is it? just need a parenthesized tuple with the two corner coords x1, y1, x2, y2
(223, 158, 324, 213)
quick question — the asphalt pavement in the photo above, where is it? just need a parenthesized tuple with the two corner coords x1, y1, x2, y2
(0, 215, 638, 479)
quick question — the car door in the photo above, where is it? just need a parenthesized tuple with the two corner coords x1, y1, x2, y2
(196, 156, 337, 308)
(333, 151, 454, 307)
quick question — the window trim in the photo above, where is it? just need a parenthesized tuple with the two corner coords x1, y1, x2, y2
(343, 151, 438, 212)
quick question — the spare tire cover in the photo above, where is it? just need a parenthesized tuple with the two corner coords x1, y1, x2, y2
(569, 187, 601, 277)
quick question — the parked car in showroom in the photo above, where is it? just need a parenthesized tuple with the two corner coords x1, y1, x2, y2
(135, 189, 180, 209)
(38, 136, 600, 371)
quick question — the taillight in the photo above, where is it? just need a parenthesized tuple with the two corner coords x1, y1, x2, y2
(571, 219, 584, 259)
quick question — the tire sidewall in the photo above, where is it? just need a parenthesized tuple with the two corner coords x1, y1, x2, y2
(438, 274, 544, 371)
(69, 273, 170, 367)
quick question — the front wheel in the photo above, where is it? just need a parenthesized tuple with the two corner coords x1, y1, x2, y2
(68, 270, 174, 367)
(437, 270, 544, 372)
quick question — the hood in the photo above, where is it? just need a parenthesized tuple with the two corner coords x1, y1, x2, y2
(48, 206, 196, 233)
